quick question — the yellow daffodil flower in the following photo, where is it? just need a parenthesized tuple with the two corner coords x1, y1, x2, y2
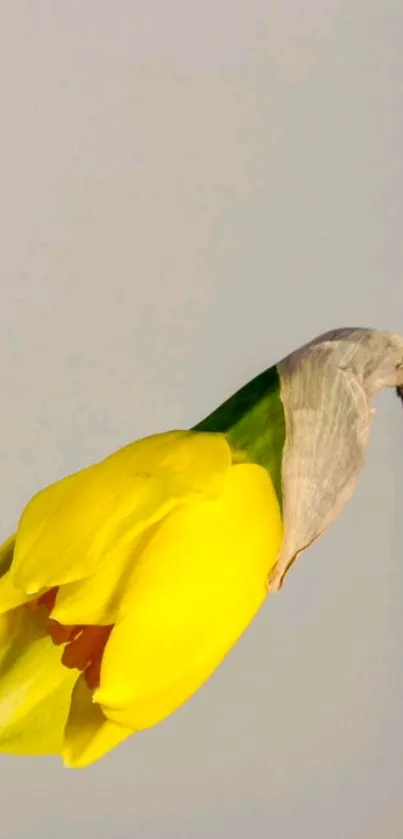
(1, 327, 402, 768)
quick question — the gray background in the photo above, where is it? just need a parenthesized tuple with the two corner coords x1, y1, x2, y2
(0, 2, 402, 837)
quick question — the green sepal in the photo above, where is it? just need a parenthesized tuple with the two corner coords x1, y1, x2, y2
(193, 364, 285, 509)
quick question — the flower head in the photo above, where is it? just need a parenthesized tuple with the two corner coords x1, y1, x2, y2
(1, 326, 402, 768)
(0, 431, 282, 766)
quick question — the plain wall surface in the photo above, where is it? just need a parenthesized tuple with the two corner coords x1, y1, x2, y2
(0, 2, 402, 837)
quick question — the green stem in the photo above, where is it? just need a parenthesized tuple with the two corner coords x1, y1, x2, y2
(193, 364, 285, 508)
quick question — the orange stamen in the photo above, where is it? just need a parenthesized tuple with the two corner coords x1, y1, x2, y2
(61, 625, 113, 689)
(24, 586, 113, 690)
(45, 620, 84, 646)
(26, 587, 58, 612)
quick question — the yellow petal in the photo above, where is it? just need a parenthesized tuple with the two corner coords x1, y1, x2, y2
(62, 674, 132, 768)
(0, 535, 15, 577)
(0, 536, 37, 614)
(0, 572, 34, 613)
(11, 430, 231, 595)
(51, 526, 156, 626)
(0, 607, 76, 755)
(95, 463, 283, 730)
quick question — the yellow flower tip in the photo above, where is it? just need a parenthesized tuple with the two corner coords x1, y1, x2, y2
(61, 675, 133, 768)
(21, 583, 42, 597)
(61, 748, 91, 770)
(62, 756, 84, 770)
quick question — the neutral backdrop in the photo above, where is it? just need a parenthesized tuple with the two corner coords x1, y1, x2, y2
(0, 2, 402, 838)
